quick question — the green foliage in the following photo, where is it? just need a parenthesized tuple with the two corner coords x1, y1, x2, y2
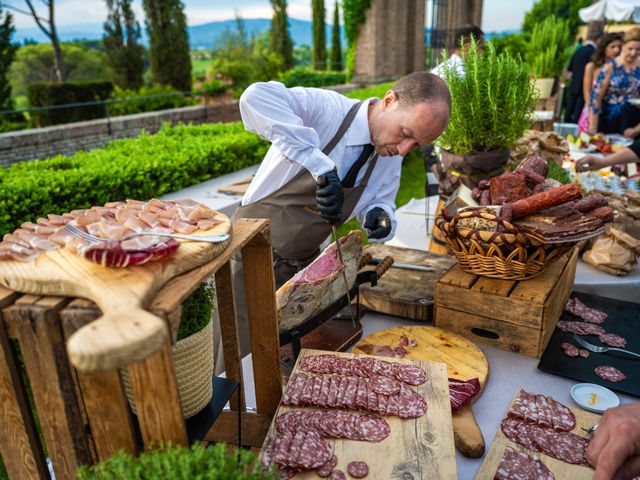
(269, 0, 294, 70)
(489, 32, 529, 61)
(0, 122, 269, 236)
(547, 160, 571, 185)
(8, 43, 111, 97)
(342, 0, 370, 79)
(107, 84, 193, 116)
(344, 81, 393, 100)
(179, 281, 214, 339)
(281, 66, 345, 87)
(293, 45, 312, 66)
(143, 0, 192, 92)
(526, 16, 571, 79)
(194, 76, 229, 97)
(312, 0, 327, 70)
(439, 40, 536, 154)
(0, 8, 17, 111)
(27, 80, 114, 126)
(330, 1, 343, 71)
(76, 442, 277, 479)
(522, 0, 591, 36)
(211, 22, 283, 90)
(103, 0, 145, 89)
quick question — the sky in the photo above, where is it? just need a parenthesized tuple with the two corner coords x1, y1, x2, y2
(6, 0, 536, 33)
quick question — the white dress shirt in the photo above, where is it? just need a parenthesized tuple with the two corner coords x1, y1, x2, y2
(238, 81, 402, 242)
(431, 54, 465, 79)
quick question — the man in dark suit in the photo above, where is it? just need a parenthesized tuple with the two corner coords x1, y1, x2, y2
(564, 22, 604, 123)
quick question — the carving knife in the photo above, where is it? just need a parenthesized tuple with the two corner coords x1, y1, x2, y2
(369, 257, 435, 272)
(331, 225, 356, 328)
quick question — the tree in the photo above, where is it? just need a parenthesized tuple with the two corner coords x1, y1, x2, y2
(312, 0, 326, 70)
(330, 1, 342, 71)
(103, 0, 145, 89)
(270, 0, 294, 70)
(522, 0, 592, 36)
(9, 43, 110, 97)
(0, 6, 17, 110)
(143, 0, 192, 91)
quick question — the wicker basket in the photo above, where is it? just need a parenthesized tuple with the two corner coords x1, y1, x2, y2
(435, 209, 573, 280)
(121, 319, 214, 419)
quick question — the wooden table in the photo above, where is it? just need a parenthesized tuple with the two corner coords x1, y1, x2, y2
(0, 218, 281, 480)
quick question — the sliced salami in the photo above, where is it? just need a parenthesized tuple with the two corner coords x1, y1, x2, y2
(515, 421, 541, 452)
(283, 373, 307, 405)
(579, 349, 590, 358)
(508, 390, 539, 423)
(565, 297, 607, 324)
(369, 375, 401, 395)
(599, 333, 627, 348)
(355, 377, 369, 409)
(530, 426, 591, 467)
(556, 320, 605, 336)
(330, 470, 346, 480)
(327, 374, 340, 407)
(500, 418, 522, 444)
(347, 461, 369, 478)
(595, 366, 626, 382)
(356, 415, 391, 442)
(295, 430, 332, 470)
(393, 364, 427, 386)
(495, 446, 555, 480)
(547, 395, 576, 432)
(317, 455, 338, 477)
(561, 342, 579, 358)
(534, 395, 553, 429)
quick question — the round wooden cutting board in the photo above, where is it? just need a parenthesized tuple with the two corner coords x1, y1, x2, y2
(353, 325, 489, 458)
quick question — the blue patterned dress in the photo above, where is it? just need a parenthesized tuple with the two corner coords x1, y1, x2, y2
(590, 59, 640, 134)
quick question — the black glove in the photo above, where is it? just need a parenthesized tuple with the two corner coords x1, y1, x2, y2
(316, 169, 344, 225)
(364, 207, 391, 239)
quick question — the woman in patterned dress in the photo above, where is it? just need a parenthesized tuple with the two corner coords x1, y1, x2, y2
(589, 28, 640, 135)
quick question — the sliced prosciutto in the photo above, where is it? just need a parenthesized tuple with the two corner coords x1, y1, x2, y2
(83, 239, 180, 268)
(449, 377, 481, 412)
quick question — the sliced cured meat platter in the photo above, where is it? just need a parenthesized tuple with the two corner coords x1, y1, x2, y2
(538, 292, 640, 398)
(475, 390, 600, 480)
(352, 326, 489, 458)
(0, 204, 231, 372)
(259, 348, 457, 479)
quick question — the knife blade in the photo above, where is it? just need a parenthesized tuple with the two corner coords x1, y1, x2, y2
(331, 225, 356, 328)
(369, 257, 435, 272)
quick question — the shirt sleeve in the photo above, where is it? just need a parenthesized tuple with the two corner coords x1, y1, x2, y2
(239, 81, 336, 179)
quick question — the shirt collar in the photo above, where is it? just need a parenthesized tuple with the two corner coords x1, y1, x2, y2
(584, 40, 597, 48)
(344, 98, 374, 146)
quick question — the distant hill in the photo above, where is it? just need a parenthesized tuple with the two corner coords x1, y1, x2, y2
(13, 18, 346, 49)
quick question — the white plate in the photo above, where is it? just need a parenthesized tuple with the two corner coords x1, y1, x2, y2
(569, 143, 597, 153)
(571, 383, 619, 413)
(606, 134, 633, 146)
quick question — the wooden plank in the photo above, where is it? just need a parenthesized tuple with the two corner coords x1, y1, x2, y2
(204, 411, 272, 447)
(0, 292, 50, 480)
(127, 335, 188, 448)
(475, 391, 598, 480)
(509, 249, 572, 303)
(150, 219, 269, 313)
(59, 304, 137, 461)
(438, 264, 478, 289)
(214, 261, 246, 411)
(435, 282, 544, 328)
(471, 277, 517, 298)
(435, 306, 544, 358)
(261, 349, 457, 479)
(359, 246, 456, 320)
(242, 225, 281, 416)
(7, 296, 93, 480)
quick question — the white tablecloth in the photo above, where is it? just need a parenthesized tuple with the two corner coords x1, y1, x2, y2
(574, 260, 640, 304)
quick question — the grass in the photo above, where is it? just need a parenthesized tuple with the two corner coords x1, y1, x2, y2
(191, 59, 211, 79)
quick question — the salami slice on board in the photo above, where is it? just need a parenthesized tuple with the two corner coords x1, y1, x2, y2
(561, 342, 579, 357)
(599, 333, 627, 348)
(595, 366, 626, 382)
(347, 461, 369, 478)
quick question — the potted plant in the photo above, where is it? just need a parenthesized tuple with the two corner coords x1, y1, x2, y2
(437, 40, 537, 196)
(77, 442, 278, 479)
(526, 16, 571, 99)
(121, 280, 216, 419)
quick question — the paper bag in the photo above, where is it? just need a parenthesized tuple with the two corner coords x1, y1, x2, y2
(583, 227, 640, 276)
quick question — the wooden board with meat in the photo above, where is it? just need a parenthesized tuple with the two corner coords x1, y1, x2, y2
(475, 389, 600, 480)
(352, 326, 488, 458)
(0, 199, 231, 372)
(259, 348, 457, 479)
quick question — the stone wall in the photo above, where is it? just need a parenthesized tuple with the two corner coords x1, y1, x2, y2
(0, 101, 241, 167)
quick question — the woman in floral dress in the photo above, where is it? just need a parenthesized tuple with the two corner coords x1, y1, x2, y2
(589, 28, 640, 135)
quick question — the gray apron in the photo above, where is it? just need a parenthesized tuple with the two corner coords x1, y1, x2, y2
(233, 100, 379, 287)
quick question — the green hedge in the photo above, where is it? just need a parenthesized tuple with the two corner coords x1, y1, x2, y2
(108, 85, 194, 117)
(27, 81, 114, 127)
(0, 122, 268, 235)
(281, 67, 346, 88)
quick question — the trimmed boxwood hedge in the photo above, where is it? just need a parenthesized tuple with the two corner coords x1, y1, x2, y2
(0, 122, 269, 235)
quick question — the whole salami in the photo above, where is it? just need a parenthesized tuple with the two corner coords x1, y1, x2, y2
(508, 182, 582, 219)
(595, 366, 626, 382)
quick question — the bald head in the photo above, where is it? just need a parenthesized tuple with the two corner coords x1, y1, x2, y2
(392, 71, 452, 115)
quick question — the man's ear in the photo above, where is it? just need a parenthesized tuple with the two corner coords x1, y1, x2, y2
(381, 90, 398, 111)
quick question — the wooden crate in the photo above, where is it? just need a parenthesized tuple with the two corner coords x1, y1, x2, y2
(434, 247, 579, 358)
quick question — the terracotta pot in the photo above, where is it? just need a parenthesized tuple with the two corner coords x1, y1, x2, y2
(534, 78, 555, 100)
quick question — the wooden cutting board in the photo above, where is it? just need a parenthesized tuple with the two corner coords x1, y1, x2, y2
(475, 391, 599, 479)
(261, 348, 457, 479)
(353, 325, 489, 458)
(359, 245, 456, 321)
(0, 213, 231, 372)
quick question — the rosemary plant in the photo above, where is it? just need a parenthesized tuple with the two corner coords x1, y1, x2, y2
(526, 16, 571, 78)
(438, 40, 536, 155)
